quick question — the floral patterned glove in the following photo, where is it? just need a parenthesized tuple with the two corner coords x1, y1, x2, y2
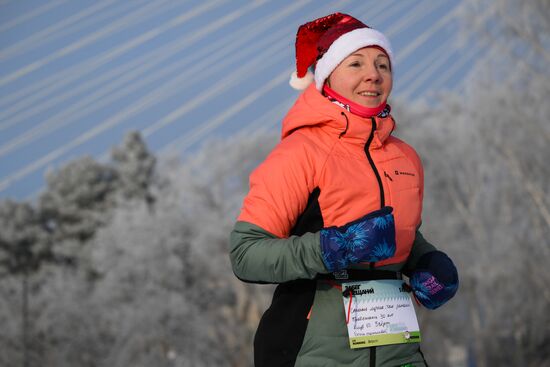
(410, 251, 459, 310)
(320, 206, 396, 272)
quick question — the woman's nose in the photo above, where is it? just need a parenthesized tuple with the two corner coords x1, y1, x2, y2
(363, 64, 381, 82)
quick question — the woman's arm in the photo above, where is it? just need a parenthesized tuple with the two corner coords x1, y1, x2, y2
(230, 135, 328, 283)
(231, 205, 397, 283)
(404, 228, 437, 275)
(405, 227, 459, 309)
(230, 221, 327, 283)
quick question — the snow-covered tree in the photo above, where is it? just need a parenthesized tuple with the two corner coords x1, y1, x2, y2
(0, 200, 52, 367)
(111, 131, 156, 206)
(38, 156, 118, 265)
(0, 201, 51, 276)
(0, 131, 278, 367)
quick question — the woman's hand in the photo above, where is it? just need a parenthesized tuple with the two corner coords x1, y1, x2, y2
(409, 250, 459, 309)
(320, 206, 396, 272)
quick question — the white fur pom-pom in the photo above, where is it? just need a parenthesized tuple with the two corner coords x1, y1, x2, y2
(289, 70, 314, 90)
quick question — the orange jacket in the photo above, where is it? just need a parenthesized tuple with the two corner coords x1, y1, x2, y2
(238, 84, 423, 267)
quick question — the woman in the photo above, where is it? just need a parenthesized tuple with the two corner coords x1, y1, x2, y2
(230, 13, 458, 367)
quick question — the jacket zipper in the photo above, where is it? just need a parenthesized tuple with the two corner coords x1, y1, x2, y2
(364, 117, 385, 208)
(364, 116, 384, 367)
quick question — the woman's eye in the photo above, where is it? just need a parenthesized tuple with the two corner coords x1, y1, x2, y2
(349, 62, 361, 67)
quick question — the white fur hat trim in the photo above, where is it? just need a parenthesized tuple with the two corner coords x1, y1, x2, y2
(314, 28, 394, 91)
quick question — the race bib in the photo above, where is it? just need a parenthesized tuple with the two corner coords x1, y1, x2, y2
(342, 279, 421, 349)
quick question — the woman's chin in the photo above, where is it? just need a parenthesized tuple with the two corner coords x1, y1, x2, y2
(354, 99, 382, 108)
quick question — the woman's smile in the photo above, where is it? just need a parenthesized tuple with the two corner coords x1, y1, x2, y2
(357, 90, 382, 98)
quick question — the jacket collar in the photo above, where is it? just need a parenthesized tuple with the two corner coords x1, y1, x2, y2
(281, 84, 394, 148)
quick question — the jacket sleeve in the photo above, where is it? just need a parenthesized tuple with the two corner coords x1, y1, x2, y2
(230, 221, 327, 283)
(403, 227, 437, 276)
(230, 136, 329, 283)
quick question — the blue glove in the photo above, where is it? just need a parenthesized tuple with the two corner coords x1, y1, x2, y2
(320, 206, 396, 272)
(410, 251, 459, 310)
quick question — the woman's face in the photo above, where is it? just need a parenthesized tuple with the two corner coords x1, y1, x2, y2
(327, 46, 392, 108)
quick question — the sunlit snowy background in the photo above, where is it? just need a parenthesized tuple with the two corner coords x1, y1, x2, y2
(0, 1, 549, 367)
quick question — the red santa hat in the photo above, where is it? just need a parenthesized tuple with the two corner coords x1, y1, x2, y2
(289, 13, 394, 91)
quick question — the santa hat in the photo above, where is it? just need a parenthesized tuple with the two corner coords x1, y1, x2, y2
(289, 13, 394, 91)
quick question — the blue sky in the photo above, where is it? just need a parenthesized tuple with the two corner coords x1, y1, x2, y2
(0, 0, 475, 200)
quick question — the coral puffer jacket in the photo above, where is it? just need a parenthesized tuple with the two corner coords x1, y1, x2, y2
(239, 83, 423, 266)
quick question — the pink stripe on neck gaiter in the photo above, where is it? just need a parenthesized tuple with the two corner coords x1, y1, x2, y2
(323, 84, 387, 118)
